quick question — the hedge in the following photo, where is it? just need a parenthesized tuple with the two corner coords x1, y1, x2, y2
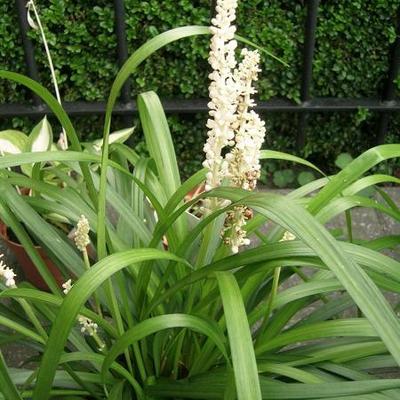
(0, 0, 399, 179)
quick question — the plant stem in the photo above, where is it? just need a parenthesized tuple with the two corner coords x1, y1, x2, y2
(345, 209, 353, 243)
(92, 331, 106, 352)
(28, 0, 68, 149)
(82, 248, 103, 318)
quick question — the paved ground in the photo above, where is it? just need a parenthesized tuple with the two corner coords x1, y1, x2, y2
(1, 187, 399, 372)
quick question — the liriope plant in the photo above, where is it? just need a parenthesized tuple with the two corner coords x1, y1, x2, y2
(0, 1, 400, 399)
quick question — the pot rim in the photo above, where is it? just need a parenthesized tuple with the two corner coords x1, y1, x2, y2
(0, 219, 42, 250)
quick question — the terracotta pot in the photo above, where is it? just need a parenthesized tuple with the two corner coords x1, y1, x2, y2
(0, 220, 64, 291)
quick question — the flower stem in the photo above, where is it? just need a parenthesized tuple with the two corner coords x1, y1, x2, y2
(28, 0, 68, 149)
(82, 248, 103, 319)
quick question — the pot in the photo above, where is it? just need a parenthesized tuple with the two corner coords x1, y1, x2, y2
(0, 220, 64, 291)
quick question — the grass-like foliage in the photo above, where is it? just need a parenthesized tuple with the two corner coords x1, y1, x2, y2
(0, 22, 400, 400)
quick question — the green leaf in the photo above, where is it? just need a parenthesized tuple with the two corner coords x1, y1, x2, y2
(342, 174, 400, 196)
(0, 150, 127, 175)
(32, 249, 191, 400)
(260, 150, 324, 176)
(91, 127, 135, 154)
(0, 315, 45, 344)
(308, 144, 400, 214)
(0, 351, 23, 400)
(137, 90, 186, 244)
(0, 198, 61, 294)
(97, 25, 274, 259)
(316, 195, 400, 224)
(0, 130, 28, 154)
(213, 189, 400, 366)
(137, 91, 181, 201)
(159, 188, 400, 370)
(0, 71, 97, 207)
(108, 380, 125, 400)
(0, 182, 86, 278)
(98, 26, 212, 260)
(0, 288, 117, 338)
(235, 34, 289, 66)
(216, 271, 262, 400)
(101, 314, 228, 380)
(256, 319, 377, 354)
(146, 375, 400, 399)
(27, 116, 53, 152)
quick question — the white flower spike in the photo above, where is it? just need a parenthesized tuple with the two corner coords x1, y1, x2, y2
(78, 315, 98, 336)
(0, 254, 17, 287)
(74, 215, 90, 252)
(227, 48, 265, 191)
(203, 0, 240, 203)
(203, 1, 266, 253)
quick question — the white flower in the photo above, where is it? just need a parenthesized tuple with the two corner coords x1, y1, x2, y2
(227, 49, 265, 191)
(280, 231, 296, 242)
(203, 0, 240, 208)
(221, 49, 266, 253)
(62, 278, 73, 295)
(74, 215, 90, 252)
(221, 206, 252, 253)
(57, 132, 68, 150)
(0, 254, 16, 287)
(203, 1, 267, 253)
(78, 315, 98, 336)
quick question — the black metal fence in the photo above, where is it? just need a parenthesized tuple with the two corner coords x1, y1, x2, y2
(3, 0, 400, 149)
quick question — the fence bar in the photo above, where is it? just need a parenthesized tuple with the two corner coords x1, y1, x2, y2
(297, 0, 319, 151)
(210, 0, 217, 19)
(113, 0, 130, 102)
(1, 98, 399, 118)
(15, 0, 41, 105)
(377, 8, 400, 144)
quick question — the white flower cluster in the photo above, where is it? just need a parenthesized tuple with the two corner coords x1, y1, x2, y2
(78, 315, 98, 336)
(74, 215, 90, 252)
(62, 278, 73, 295)
(221, 206, 252, 253)
(227, 49, 265, 191)
(280, 231, 296, 242)
(203, 0, 266, 253)
(0, 254, 16, 287)
(203, 0, 239, 197)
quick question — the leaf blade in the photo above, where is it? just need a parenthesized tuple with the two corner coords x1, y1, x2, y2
(216, 271, 262, 400)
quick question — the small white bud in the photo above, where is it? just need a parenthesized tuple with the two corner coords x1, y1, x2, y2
(280, 231, 296, 242)
(74, 215, 90, 252)
(0, 254, 17, 287)
(78, 315, 98, 336)
(62, 279, 73, 295)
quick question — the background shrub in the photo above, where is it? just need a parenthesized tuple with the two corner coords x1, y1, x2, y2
(0, 0, 399, 179)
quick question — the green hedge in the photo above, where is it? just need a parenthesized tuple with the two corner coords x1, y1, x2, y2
(0, 0, 399, 178)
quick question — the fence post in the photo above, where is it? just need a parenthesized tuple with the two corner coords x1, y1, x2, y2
(210, 0, 217, 19)
(114, 0, 130, 103)
(15, 0, 41, 106)
(377, 8, 400, 144)
(297, 0, 319, 152)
